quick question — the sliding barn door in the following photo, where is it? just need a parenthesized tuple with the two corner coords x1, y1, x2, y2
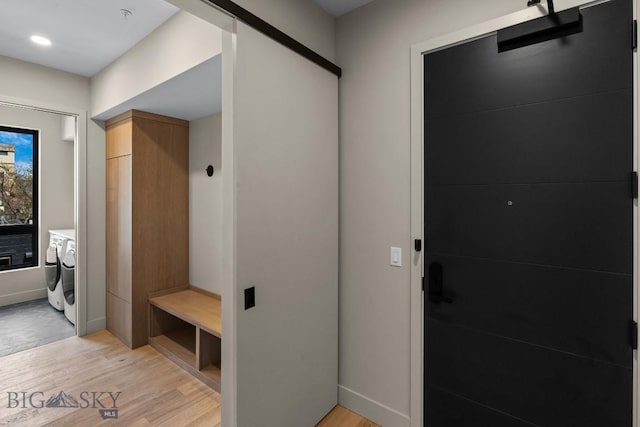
(424, 0, 634, 425)
(233, 22, 339, 427)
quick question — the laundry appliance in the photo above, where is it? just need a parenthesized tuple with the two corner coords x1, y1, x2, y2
(62, 239, 76, 325)
(45, 229, 74, 311)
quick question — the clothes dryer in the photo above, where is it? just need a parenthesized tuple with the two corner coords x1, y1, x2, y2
(62, 239, 76, 325)
(45, 229, 74, 311)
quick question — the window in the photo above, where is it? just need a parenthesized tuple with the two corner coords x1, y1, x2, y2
(0, 125, 38, 271)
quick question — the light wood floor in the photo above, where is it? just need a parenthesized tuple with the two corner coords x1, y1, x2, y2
(0, 330, 376, 427)
(317, 405, 379, 427)
(0, 331, 220, 426)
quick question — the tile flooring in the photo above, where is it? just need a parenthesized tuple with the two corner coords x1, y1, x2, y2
(0, 298, 74, 357)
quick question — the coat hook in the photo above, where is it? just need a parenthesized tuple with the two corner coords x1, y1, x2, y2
(206, 165, 214, 177)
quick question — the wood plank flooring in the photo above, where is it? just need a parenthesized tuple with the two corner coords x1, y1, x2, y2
(317, 405, 379, 427)
(0, 331, 220, 426)
(0, 330, 376, 427)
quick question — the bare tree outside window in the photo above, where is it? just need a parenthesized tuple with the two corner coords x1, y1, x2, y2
(0, 148, 33, 225)
(0, 128, 38, 271)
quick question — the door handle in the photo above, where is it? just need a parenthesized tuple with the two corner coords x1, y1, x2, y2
(428, 262, 453, 304)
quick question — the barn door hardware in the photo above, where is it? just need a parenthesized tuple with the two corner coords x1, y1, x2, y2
(497, 1, 582, 52)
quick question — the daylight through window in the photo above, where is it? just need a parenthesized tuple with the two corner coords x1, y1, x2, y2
(0, 125, 38, 271)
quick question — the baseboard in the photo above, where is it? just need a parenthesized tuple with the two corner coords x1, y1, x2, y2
(338, 385, 410, 427)
(86, 317, 106, 335)
(0, 288, 47, 307)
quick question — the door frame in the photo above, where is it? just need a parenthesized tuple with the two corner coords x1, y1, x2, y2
(0, 94, 88, 336)
(409, 0, 639, 425)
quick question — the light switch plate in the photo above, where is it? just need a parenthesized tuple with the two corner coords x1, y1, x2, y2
(390, 247, 402, 267)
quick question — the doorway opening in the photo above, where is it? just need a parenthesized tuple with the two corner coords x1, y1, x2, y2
(0, 102, 85, 357)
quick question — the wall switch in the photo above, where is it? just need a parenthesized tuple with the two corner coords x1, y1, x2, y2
(390, 247, 402, 267)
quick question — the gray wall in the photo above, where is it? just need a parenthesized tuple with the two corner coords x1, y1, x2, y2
(189, 113, 223, 295)
(0, 55, 106, 333)
(0, 105, 73, 306)
(336, 0, 525, 424)
(91, 11, 222, 118)
(234, 0, 336, 61)
(233, 21, 338, 426)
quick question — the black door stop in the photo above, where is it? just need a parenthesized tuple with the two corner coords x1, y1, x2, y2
(497, 0, 581, 52)
(527, 0, 555, 18)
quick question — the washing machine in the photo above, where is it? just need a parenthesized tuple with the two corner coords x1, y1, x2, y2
(45, 229, 74, 311)
(62, 239, 76, 325)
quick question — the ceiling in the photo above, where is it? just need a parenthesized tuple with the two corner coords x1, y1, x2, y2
(0, 0, 220, 121)
(94, 55, 222, 122)
(0, 0, 355, 122)
(0, 0, 179, 77)
(313, 0, 374, 17)
(0, 0, 370, 78)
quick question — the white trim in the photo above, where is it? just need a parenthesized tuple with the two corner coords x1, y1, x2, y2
(166, 0, 235, 32)
(0, 288, 47, 307)
(147, 3, 237, 425)
(409, 1, 629, 426)
(0, 265, 39, 275)
(338, 385, 410, 427)
(75, 109, 88, 337)
(0, 95, 87, 339)
(409, 29, 424, 427)
(633, 0, 639, 426)
(221, 26, 238, 427)
(86, 316, 106, 334)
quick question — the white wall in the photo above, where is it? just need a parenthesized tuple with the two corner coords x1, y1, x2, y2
(166, 0, 335, 63)
(0, 105, 73, 306)
(233, 0, 336, 62)
(91, 10, 222, 118)
(234, 21, 338, 426)
(189, 113, 223, 295)
(336, 0, 527, 425)
(0, 55, 105, 333)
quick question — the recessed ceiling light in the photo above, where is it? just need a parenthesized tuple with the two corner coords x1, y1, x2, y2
(30, 35, 51, 47)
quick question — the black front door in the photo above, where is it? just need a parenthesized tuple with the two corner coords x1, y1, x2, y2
(423, 1, 634, 425)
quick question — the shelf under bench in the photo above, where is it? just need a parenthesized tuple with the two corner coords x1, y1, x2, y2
(149, 289, 222, 392)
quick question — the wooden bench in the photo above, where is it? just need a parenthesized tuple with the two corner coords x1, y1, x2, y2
(149, 288, 221, 391)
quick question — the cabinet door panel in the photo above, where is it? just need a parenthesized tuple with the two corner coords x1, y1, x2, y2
(106, 291, 132, 347)
(106, 119, 132, 159)
(106, 156, 132, 302)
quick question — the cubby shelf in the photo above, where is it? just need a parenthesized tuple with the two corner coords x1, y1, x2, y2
(149, 289, 222, 392)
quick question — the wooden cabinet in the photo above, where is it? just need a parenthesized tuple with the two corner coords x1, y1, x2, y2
(106, 110, 189, 349)
(149, 289, 222, 391)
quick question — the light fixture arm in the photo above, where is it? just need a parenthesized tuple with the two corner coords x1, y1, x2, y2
(527, 0, 556, 17)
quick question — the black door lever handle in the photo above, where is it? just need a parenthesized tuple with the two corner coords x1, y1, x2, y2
(428, 262, 453, 304)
